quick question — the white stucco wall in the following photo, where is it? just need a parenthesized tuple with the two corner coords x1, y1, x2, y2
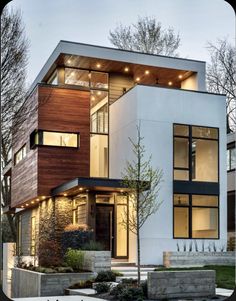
(109, 85, 227, 265)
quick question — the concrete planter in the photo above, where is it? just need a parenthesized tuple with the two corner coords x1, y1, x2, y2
(163, 251, 235, 267)
(11, 267, 95, 298)
(82, 250, 111, 272)
(147, 270, 216, 299)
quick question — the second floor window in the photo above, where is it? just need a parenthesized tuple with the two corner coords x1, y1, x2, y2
(30, 130, 79, 148)
(174, 124, 219, 182)
(14, 145, 26, 165)
(227, 146, 236, 171)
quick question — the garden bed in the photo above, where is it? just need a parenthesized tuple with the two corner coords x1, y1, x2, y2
(11, 267, 95, 298)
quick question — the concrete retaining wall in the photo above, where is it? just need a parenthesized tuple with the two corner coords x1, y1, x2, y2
(11, 268, 95, 298)
(147, 270, 216, 299)
(83, 251, 111, 272)
(163, 251, 235, 267)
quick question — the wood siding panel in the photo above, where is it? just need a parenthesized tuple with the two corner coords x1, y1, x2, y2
(11, 90, 39, 207)
(38, 86, 90, 195)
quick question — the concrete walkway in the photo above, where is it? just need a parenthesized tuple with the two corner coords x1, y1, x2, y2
(12, 296, 104, 301)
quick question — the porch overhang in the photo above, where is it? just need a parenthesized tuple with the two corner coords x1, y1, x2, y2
(51, 177, 131, 196)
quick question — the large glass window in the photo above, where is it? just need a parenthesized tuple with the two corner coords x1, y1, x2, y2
(30, 130, 79, 148)
(174, 194, 219, 239)
(227, 147, 236, 171)
(65, 68, 90, 87)
(72, 195, 87, 225)
(90, 90, 108, 134)
(174, 124, 219, 182)
(90, 134, 108, 177)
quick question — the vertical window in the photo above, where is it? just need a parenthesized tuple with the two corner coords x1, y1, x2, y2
(173, 194, 219, 239)
(174, 124, 219, 182)
(90, 134, 108, 177)
(72, 196, 87, 225)
(17, 215, 22, 255)
(116, 195, 128, 257)
(227, 147, 236, 171)
(31, 217, 36, 256)
(14, 145, 26, 165)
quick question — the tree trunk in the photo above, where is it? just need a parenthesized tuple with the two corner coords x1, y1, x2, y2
(137, 228, 141, 285)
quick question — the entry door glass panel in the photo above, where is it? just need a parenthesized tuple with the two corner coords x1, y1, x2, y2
(116, 195, 128, 257)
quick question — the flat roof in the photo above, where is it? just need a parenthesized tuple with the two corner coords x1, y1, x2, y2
(28, 40, 206, 96)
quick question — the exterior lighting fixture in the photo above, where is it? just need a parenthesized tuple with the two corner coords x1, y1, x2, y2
(31, 201, 35, 204)
(136, 77, 140, 82)
(124, 67, 129, 72)
(145, 70, 150, 75)
(178, 75, 183, 79)
(67, 59, 71, 64)
(36, 198, 40, 202)
(88, 73, 91, 78)
(26, 204, 29, 207)
(79, 187, 83, 191)
(71, 72, 75, 76)
(42, 196, 46, 200)
(97, 91, 102, 96)
(96, 63, 101, 68)
(21, 206, 24, 208)
(63, 193, 68, 197)
(168, 81, 173, 86)
(91, 96, 96, 101)
(120, 190, 124, 193)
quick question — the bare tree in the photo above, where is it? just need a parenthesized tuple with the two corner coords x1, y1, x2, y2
(109, 16, 180, 56)
(1, 7, 29, 240)
(206, 39, 236, 132)
(122, 124, 163, 285)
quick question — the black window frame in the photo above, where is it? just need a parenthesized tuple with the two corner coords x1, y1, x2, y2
(30, 129, 80, 149)
(173, 123, 219, 183)
(227, 143, 236, 172)
(173, 193, 219, 239)
(14, 144, 27, 165)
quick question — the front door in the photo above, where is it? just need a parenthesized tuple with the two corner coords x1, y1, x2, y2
(96, 204, 114, 257)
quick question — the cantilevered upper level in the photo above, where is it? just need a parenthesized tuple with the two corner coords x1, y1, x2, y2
(28, 40, 206, 98)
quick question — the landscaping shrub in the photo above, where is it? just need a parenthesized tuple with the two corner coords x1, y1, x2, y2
(95, 270, 117, 282)
(95, 282, 111, 294)
(81, 240, 104, 251)
(69, 280, 94, 289)
(61, 224, 94, 253)
(110, 283, 126, 298)
(141, 280, 147, 298)
(38, 240, 62, 267)
(64, 248, 84, 271)
(118, 287, 144, 301)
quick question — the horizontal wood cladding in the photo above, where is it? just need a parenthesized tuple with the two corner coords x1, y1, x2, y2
(11, 90, 39, 207)
(109, 73, 134, 104)
(38, 86, 90, 196)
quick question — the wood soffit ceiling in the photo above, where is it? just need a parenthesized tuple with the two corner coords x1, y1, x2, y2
(52, 54, 194, 88)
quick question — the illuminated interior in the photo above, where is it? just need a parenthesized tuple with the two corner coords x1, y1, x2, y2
(43, 131, 78, 147)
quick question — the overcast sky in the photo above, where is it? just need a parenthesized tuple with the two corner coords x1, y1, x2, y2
(7, 0, 235, 86)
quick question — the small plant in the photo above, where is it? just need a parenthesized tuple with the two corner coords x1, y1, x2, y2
(95, 282, 111, 294)
(183, 241, 187, 252)
(188, 240, 193, 252)
(141, 280, 147, 298)
(201, 240, 205, 252)
(194, 240, 198, 252)
(118, 287, 144, 301)
(176, 241, 180, 252)
(64, 248, 84, 271)
(95, 270, 117, 282)
(38, 240, 62, 267)
(81, 240, 104, 251)
(69, 279, 94, 289)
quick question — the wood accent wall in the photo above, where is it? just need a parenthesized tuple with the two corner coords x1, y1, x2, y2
(109, 73, 134, 104)
(11, 85, 90, 207)
(37, 86, 90, 196)
(11, 90, 39, 207)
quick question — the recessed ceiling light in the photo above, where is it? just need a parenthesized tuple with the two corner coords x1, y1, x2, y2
(36, 198, 40, 202)
(178, 75, 183, 79)
(136, 77, 140, 82)
(145, 70, 150, 75)
(42, 196, 46, 200)
(97, 91, 101, 95)
(67, 59, 71, 64)
(79, 187, 83, 191)
(21, 205, 24, 208)
(26, 204, 29, 207)
(120, 190, 124, 193)
(63, 193, 68, 197)
(168, 81, 173, 86)
(124, 67, 129, 72)
(96, 63, 101, 68)
(71, 72, 75, 76)
(91, 96, 96, 101)
(31, 201, 35, 204)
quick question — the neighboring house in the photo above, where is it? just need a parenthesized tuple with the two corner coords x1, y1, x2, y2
(3, 41, 227, 265)
(227, 132, 235, 244)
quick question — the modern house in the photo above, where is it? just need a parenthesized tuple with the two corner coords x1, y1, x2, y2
(3, 41, 227, 265)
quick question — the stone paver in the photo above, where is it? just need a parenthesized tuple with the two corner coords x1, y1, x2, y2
(216, 288, 234, 297)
